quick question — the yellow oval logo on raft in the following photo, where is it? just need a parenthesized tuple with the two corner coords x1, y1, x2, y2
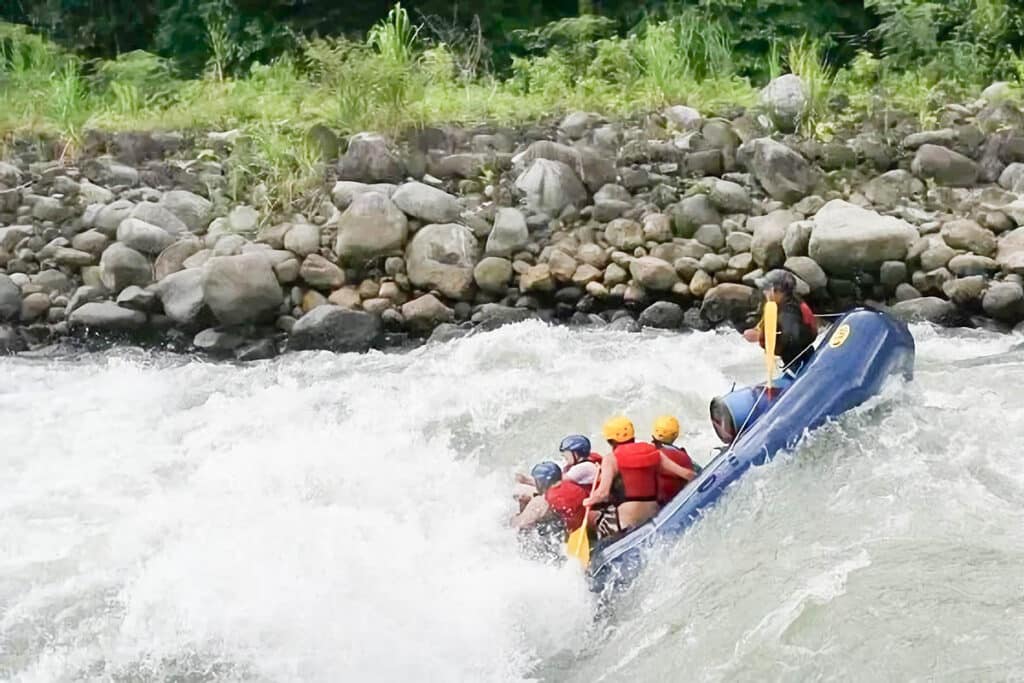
(829, 324, 851, 348)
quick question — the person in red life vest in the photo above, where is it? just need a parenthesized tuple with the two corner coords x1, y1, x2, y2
(742, 269, 819, 374)
(511, 434, 601, 508)
(510, 462, 588, 536)
(583, 416, 697, 537)
(650, 415, 701, 506)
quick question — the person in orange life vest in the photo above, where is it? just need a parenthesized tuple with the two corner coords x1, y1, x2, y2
(583, 417, 697, 534)
(650, 415, 700, 506)
(512, 434, 601, 507)
(510, 462, 588, 535)
(742, 269, 819, 374)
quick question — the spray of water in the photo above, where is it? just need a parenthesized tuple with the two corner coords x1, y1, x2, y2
(1, 322, 1022, 681)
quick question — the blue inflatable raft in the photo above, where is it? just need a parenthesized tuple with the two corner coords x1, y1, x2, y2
(586, 307, 916, 593)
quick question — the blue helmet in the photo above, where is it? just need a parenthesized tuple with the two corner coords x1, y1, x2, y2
(559, 434, 591, 461)
(531, 461, 562, 491)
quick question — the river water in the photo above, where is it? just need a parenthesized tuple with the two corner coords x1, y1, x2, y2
(1, 321, 1022, 682)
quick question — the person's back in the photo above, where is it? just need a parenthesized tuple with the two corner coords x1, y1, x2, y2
(776, 297, 817, 366)
(584, 417, 697, 535)
(651, 416, 697, 505)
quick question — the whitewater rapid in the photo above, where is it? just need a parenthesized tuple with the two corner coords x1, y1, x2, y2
(2, 322, 1022, 681)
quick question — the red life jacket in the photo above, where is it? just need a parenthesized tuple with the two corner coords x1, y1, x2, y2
(544, 480, 588, 531)
(799, 301, 818, 332)
(657, 445, 694, 505)
(612, 442, 661, 503)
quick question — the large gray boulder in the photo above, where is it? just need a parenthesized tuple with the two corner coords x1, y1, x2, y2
(401, 294, 455, 335)
(514, 159, 587, 215)
(283, 223, 321, 258)
(130, 202, 188, 236)
(783, 220, 813, 258)
(708, 180, 752, 213)
(739, 138, 817, 202)
(940, 219, 996, 257)
(202, 253, 283, 325)
(68, 302, 146, 331)
(700, 284, 760, 326)
(911, 144, 979, 187)
(629, 256, 679, 291)
(100, 243, 152, 293)
(638, 301, 684, 329)
(331, 181, 397, 209)
(863, 170, 924, 207)
(785, 256, 827, 291)
(93, 200, 136, 238)
(155, 237, 204, 280)
(672, 195, 720, 238)
(512, 140, 616, 193)
(81, 157, 139, 187)
(948, 254, 998, 277)
(160, 190, 212, 234)
(337, 133, 405, 183)
(405, 223, 480, 300)
(0, 161, 22, 187)
(808, 200, 918, 274)
(485, 208, 529, 258)
(334, 192, 409, 266)
(287, 305, 383, 352)
(300, 254, 345, 290)
(392, 182, 462, 224)
(982, 282, 1024, 322)
(890, 297, 959, 325)
(473, 257, 513, 295)
(0, 274, 20, 321)
(156, 268, 205, 324)
(471, 303, 540, 331)
(605, 219, 645, 250)
(117, 218, 177, 255)
(759, 74, 807, 133)
(997, 226, 1024, 275)
(750, 210, 798, 270)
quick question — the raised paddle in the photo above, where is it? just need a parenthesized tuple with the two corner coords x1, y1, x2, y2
(763, 300, 778, 389)
(566, 472, 600, 568)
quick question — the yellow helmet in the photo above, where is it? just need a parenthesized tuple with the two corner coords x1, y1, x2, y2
(652, 415, 680, 443)
(602, 416, 635, 443)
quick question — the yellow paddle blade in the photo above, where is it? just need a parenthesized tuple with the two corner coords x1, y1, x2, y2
(763, 300, 778, 389)
(566, 523, 590, 568)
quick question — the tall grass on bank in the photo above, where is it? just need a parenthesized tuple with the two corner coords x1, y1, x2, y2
(1, 5, 1021, 215)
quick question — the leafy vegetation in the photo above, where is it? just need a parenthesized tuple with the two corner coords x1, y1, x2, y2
(4, 1, 1024, 213)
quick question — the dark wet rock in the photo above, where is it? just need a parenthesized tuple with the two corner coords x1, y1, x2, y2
(68, 302, 147, 331)
(638, 301, 684, 329)
(287, 306, 383, 352)
(471, 303, 539, 330)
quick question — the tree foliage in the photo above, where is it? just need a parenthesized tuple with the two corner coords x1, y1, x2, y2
(4, 0, 1024, 85)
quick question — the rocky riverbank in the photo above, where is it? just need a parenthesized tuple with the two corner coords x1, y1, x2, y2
(4, 81, 1024, 359)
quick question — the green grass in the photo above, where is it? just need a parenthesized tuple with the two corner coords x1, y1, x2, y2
(0, 5, 1017, 216)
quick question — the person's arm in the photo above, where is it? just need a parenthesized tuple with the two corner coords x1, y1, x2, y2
(510, 495, 551, 530)
(583, 453, 618, 506)
(659, 453, 696, 481)
(743, 317, 764, 343)
(515, 472, 535, 485)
